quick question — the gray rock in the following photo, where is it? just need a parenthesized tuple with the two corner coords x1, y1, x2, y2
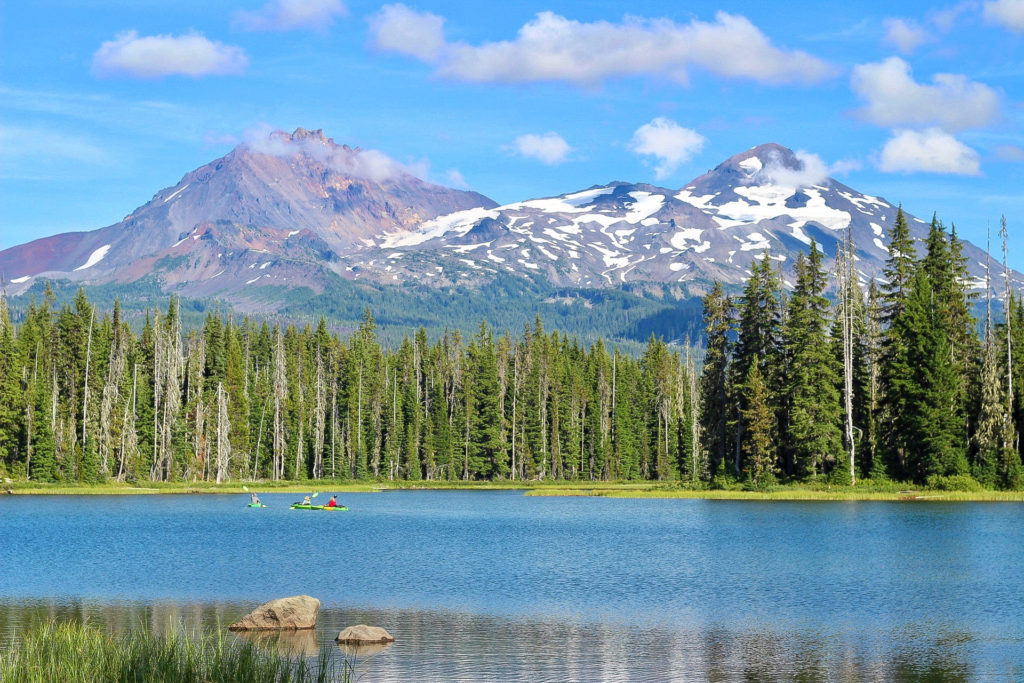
(228, 595, 320, 631)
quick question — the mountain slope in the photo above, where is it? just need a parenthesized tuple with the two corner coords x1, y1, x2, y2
(0, 128, 495, 291)
(357, 143, 998, 292)
(1, 137, 1015, 336)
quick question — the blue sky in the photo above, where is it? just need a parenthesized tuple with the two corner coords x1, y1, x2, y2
(4, 0, 1024, 265)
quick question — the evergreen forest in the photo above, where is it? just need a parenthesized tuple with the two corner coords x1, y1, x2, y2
(1, 208, 1023, 490)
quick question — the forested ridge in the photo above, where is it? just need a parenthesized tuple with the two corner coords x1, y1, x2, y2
(1, 207, 1023, 489)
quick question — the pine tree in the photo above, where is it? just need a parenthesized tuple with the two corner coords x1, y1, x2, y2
(741, 357, 775, 489)
(896, 269, 968, 482)
(879, 206, 918, 478)
(699, 282, 733, 478)
(730, 252, 782, 476)
(783, 242, 843, 479)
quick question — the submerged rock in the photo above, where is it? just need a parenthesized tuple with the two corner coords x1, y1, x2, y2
(335, 624, 395, 644)
(228, 595, 320, 631)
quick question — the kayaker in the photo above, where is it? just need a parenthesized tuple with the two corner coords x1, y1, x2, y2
(302, 495, 311, 505)
(327, 495, 339, 508)
(250, 492, 262, 506)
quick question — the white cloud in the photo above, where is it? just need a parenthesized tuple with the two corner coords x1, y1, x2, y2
(879, 128, 981, 175)
(0, 125, 107, 165)
(984, 0, 1024, 31)
(234, 0, 347, 32)
(851, 57, 1000, 131)
(756, 150, 861, 187)
(445, 168, 470, 188)
(828, 158, 863, 176)
(243, 125, 422, 182)
(513, 132, 572, 165)
(993, 144, 1024, 161)
(369, 8, 834, 87)
(368, 4, 445, 62)
(931, 3, 973, 31)
(92, 31, 248, 78)
(629, 118, 705, 179)
(882, 18, 928, 53)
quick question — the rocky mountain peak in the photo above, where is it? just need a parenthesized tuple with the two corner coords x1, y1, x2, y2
(289, 127, 330, 143)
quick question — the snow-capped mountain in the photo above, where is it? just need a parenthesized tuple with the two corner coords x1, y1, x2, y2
(353, 143, 995, 291)
(0, 137, 1012, 314)
(0, 128, 495, 296)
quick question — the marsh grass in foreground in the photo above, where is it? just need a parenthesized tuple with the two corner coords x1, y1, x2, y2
(0, 621, 349, 683)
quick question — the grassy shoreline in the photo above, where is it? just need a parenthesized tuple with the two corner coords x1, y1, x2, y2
(0, 620, 344, 683)
(5, 479, 1024, 501)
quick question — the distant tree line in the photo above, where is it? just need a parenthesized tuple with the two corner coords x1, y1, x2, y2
(0, 286, 702, 484)
(700, 209, 1024, 488)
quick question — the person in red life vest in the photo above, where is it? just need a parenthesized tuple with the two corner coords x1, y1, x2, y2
(327, 495, 339, 507)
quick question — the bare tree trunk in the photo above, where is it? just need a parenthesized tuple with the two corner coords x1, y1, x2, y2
(253, 398, 268, 481)
(118, 363, 138, 481)
(511, 351, 518, 481)
(82, 310, 94, 469)
(838, 228, 857, 484)
(216, 382, 231, 484)
(272, 328, 286, 481)
(314, 349, 325, 479)
(1002, 216, 1014, 407)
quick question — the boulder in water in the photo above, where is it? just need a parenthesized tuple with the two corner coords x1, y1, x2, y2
(228, 595, 320, 631)
(335, 624, 395, 644)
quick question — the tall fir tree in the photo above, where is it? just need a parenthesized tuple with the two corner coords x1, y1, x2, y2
(699, 282, 733, 479)
(783, 241, 843, 479)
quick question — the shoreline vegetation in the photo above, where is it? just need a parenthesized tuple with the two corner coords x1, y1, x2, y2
(0, 620, 346, 683)
(6, 479, 1024, 501)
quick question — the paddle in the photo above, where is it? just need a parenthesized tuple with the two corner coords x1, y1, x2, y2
(242, 484, 264, 507)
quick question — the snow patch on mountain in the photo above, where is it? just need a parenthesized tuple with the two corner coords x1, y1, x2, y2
(382, 206, 499, 247)
(74, 244, 111, 271)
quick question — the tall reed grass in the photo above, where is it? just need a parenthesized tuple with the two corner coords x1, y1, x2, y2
(0, 620, 350, 683)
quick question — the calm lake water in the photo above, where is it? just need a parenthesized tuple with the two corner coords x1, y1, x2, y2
(1, 491, 1023, 680)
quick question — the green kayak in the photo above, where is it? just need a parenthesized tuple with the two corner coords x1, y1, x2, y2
(289, 504, 348, 511)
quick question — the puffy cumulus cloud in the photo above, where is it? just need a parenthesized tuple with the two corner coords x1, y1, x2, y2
(879, 128, 981, 175)
(234, 0, 347, 32)
(369, 8, 834, 87)
(756, 150, 861, 188)
(242, 124, 422, 182)
(629, 118, 705, 179)
(984, 0, 1024, 31)
(882, 18, 928, 53)
(512, 132, 572, 165)
(368, 4, 445, 62)
(92, 31, 248, 78)
(851, 57, 1000, 131)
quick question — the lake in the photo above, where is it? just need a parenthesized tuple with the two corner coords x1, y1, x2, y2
(1, 491, 1023, 680)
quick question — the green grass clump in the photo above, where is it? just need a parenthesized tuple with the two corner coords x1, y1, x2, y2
(925, 474, 986, 492)
(0, 621, 348, 683)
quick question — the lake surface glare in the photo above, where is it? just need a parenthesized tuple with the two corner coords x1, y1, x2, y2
(2, 490, 1022, 680)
